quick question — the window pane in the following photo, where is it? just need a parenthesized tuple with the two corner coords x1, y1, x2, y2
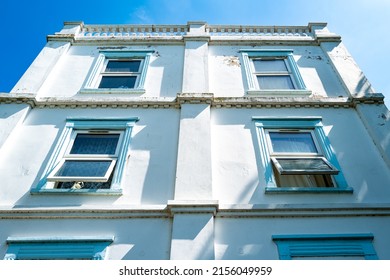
(269, 132, 317, 153)
(276, 158, 334, 173)
(55, 160, 112, 177)
(57, 174, 113, 189)
(257, 75, 294, 89)
(274, 173, 334, 188)
(70, 134, 120, 155)
(253, 59, 288, 72)
(98, 76, 137, 89)
(105, 60, 141, 72)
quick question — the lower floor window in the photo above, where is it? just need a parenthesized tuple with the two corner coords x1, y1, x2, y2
(4, 237, 114, 260)
(272, 234, 378, 260)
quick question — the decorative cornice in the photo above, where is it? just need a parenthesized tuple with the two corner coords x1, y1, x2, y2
(78, 23, 314, 39)
(217, 203, 390, 218)
(177, 93, 214, 104)
(167, 200, 219, 216)
(0, 93, 385, 109)
(45, 21, 341, 45)
(47, 34, 75, 43)
(0, 206, 169, 219)
(81, 24, 188, 38)
(1, 203, 390, 219)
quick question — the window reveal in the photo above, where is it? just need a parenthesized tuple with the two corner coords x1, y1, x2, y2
(267, 130, 338, 188)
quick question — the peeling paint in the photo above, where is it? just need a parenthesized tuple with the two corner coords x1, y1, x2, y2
(223, 56, 240, 67)
(306, 55, 323, 60)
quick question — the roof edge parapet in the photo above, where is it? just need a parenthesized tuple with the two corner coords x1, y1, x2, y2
(46, 21, 343, 43)
(63, 21, 340, 42)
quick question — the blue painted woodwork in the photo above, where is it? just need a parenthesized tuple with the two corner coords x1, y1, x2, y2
(5, 237, 114, 260)
(252, 116, 352, 193)
(272, 234, 378, 260)
(32, 117, 138, 194)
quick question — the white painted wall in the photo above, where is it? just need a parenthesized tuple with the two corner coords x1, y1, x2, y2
(0, 108, 179, 206)
(0, 104, 30, 151)
(215, 216, 390, 259)
(0, 218, 172, 260)
(174, 104, 212, 200)
(36, 45, 184, 98)
(208, 45, 347, 98)
(11, 42, 71, 94)
(182, 40, 209, 93)
(211, 108, 390, 204)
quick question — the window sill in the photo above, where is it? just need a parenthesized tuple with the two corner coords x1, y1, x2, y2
(30, 188, 123, 196)
(79, 88, 146, 94)
(247, 89, 312, 97)
(265, 187, 354, 194)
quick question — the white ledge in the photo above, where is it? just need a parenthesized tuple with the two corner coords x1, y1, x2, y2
(0, 93, 385, 108)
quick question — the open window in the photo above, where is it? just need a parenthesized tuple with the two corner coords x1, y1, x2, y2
(266, 129, 338, 188)
(47, 131, 123, 189)
(253, 117, 351, 193)
(33, 118, 138, 194)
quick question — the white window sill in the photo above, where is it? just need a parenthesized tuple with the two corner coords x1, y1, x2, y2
(265, 187, 353, 194)
(30, 188, 123, 196)
(247, 89, 312, 97)
(79, 88, 146, 94)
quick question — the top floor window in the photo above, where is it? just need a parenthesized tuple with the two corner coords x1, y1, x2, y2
(80, 50, 154, 94)
(240, 49, 311, 96)
(252, 58, 295, 90)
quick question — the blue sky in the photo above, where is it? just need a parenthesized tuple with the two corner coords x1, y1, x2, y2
(2, 0, 390, 107)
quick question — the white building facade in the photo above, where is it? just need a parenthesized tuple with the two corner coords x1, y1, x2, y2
(0, 21, 389, 260)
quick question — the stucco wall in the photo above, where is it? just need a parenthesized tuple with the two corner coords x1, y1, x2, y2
(36, 45, 184, 98)
(211, 107, 390, 204)
(215, 216, 390, 260)
(0, 218, 172, 260)
(0, 107, 179, 207)
(208, 45, 347, 97)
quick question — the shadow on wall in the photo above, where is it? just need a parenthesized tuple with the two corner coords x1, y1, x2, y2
(126, 109, 179, 204)
(147, 47, 184, 97)
(119, 218, 172, 260)
(296, 51, 345, 97)
(214, 218, 272, 260)
(170, 214, 215, 260)
(12, 108, 180, 207)
(212, 107, 390, 205)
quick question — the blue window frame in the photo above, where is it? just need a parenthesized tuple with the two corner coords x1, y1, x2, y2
(32, 117, 138, 195)
(81, 50, 154, 94)
(239, 49, 311, 96)
(4, 237, 113, 260)
(273, 234, 378, 260)
(253, 116, 352, 193)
